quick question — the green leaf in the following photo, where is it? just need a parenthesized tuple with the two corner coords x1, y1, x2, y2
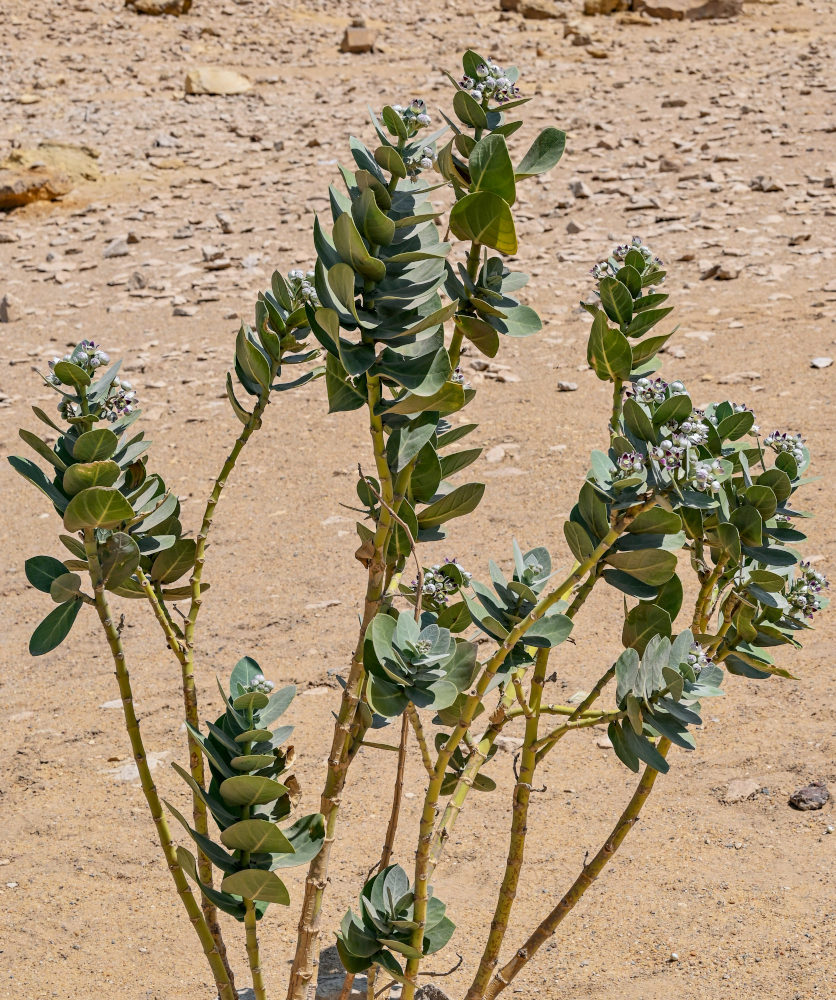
(757, 468, 792, 503)
(608, 720, 639, 772)
(101, 531, 141, 589)
(53, 360, 90, 389)
(652, 393, 692, 427)
(385, 381, 465, 417)
(622, 603, 672, 655)
(455, 315, 499, 358)
(525, 612, 573, 649)
(236, 326, 271, 392)
(453, 89, 488, 129)
(744, 485, 777, 521)
(386, 415, 438, 474)
(449, 191, 517, 255)
(626, 307, 674, 339)
(378, 346, 451, 397)
(63, 487, 134, 532)
(29, 599, 81, 656)
(73, 427, 119, 462)
(177, 846, 246, 920)
(630, 332, 674, 367)
(623, 398, 656, 442)
(220, 819, 294, 855)
(233, 691, 269, 712)
(606, 548, 678, 586)
(626, 507, 682, 535)
(374, 145, 407, 180)
(19, 429, 67, 472)
(334, 212, 386, 282)
(219, 775, 288, 807)
(326, 354, 366, 414)
(587, 311, 632, 382)
(353, 187, 396, 247)
(417, 483, 485, 529)
(717, 410, 755, 441)
(25, 555, 69, 593)
(8, 455, 69, 511)
(49, 571, 81, 603)
(150, 538, 196, 584)
(381, 104, 408, 140)
(226, 372, 253, 425)
(62, 459, 120, 496)
(515, 127, 566, 179)
(221, 869, 290, 905)
(599, 277, 633, 327)
(259, 685, 297, 728)
(439, 447, 482, 478)
(563, 520, 595, 562)
(620, 723, 669, 773)
(492, 304, 541, 338)
(469, 134, 516, 204)
(713, 521, 741, 563)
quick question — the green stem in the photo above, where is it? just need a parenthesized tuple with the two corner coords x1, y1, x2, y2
(286, 375, 396, 1000)
(245, 898, 267, 1000)
(82, 531, 235, 1000)
(466, 649, 549, 999)
(428, 679, 518, 870)
(482, 739, 672, 1000)
(449, 240, 483, 369)
(406, 703, 434, 778)
(610, 377, 624, 434)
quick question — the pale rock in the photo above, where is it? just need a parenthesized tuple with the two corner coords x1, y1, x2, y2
(700, 262, 740, 281)
(103, 238, 130, 258)
(596, 735, 613, 749)
(486, 445, 506, 463)
(518, 0, 567, 18)
(185, 67, 252, 96)
(340, 26, 376, 53)
(750, 175, 785, 193)
(557, 380, 578, 391)
(810, 357, 832, 369)
(583, 0, 627, 12)
(126, 0, 192, 12)
(569, 178, 592, 198)
(659, 155, 683, 173)
(722, 778, 760, 804)
(0, 167, 72, 210)
(494, 735, 524, 753)
(635, 0, 742, 17)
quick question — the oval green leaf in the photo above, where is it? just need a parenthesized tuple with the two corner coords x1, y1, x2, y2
(220, 818, 295, 854)
(219, 775, 288, 807)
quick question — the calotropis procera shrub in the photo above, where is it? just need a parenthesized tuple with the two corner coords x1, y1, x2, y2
(9, 51, 827, 1000)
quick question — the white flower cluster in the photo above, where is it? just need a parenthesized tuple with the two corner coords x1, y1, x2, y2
(248, 673, 275, 694)
(414, 560, 472, 607)
(764, 430, 804, 464)
(459, 59, 520, 106)
(686, 642, 713, 675)
(287, 269, 320, 307)
(787, 561, 828, 620)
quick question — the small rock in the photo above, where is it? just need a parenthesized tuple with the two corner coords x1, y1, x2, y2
(173, 224, 194, 239)
(109, 751, 169, 782)
(0, 231, 20, 243)
(126, 231, 140, 244)
(722, 779, 760, 804)
(340, 26, 376, 53)
(569, 178, 592, 198)
(216, 212, 234, 234)
(557, 380, 578, 391)
(659, 155, 683, 173)
(103, 238, 130, 259)
(126, 0, 192, 11)
(173, 305, 197, 317)
(485, 445, 506, 463)
(100, 699, 123, 709)
(595, 735, 613, 749)
(0, 168, 72, 210)
(788, 781, 830, 811)
(810, 357, 832, 369)
(0, 293, 20, 323)
(185, 67, 252, 96)
(700, 263, 740, 281)
(494, 736, 524, 754)
(566, 219, 584, 234)
(750, 175, 785, 193)
(518, 0, 567, 18)
(635, 0, 741, 18)
(583, 0, 627, 12)
(416, 987, 452, 1000)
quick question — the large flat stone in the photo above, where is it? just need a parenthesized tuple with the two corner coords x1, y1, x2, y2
(635, 0, 742, 17)
(185, 67, 252, 96)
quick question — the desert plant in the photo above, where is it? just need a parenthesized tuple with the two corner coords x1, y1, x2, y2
(9, 50, 827, 1000)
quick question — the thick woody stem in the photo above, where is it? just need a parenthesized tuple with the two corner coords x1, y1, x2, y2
(82, 531, 235, 1000)
(245, 898, 267, 1000)
(406, 703, 434, 779)
(466, 649, 550, 999)
(482, 739, 672, 1000)
(286, 374, 396, 1000)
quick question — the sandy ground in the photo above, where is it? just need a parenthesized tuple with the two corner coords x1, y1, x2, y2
(1, 1, 834, 998)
